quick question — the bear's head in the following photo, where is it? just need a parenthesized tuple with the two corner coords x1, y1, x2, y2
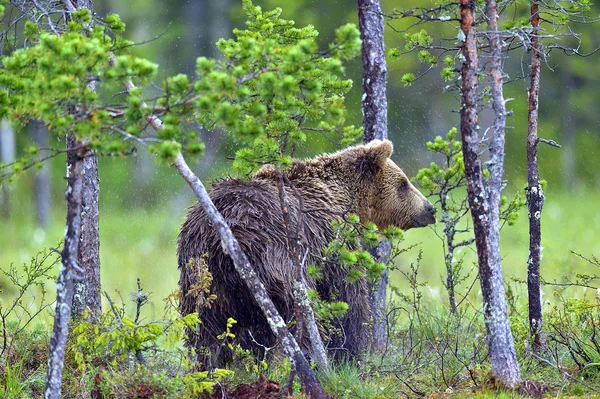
(353, 140, 436, 231)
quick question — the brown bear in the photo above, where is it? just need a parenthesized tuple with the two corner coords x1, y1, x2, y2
(177, 140, 435, 367)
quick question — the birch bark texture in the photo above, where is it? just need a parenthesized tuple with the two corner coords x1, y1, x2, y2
(459, 0, 522, 387)
(357, 0, 390, 352)
(44, 141, 87, 399)
(526, 0, 547, 352)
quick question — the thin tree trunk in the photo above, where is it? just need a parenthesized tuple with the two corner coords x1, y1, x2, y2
(33, 122, 51, 229)
(71, 143, 101, 320)
(526, 0, 547, 353)
(358, 0, 388, 143)
(459, 0, 522, 387)
(277, 174, 329, 372)
(108, 53, 328, 398)
(445, 242, 458, 314)
(44, 142, 87, 399)
(173, 152, 327, 399)
(358, 0, 390, 352)
(0, 119, 15, 219)
(61, 0, 102, 321)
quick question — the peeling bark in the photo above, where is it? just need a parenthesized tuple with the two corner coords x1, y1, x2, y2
(459, 0, 522, 387)
(44, 142, 87, 399)
(358, 0, 390, 352)
(526, 0, 547, 353)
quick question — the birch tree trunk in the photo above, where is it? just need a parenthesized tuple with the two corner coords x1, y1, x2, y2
(459, 0, 522, 387)
(357, 0, 390, 352)
(173, 152, 327, 399)
(526, 0, 547, 352)
(44, 142, 87, 399)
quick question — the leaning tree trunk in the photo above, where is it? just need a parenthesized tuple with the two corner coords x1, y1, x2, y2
(44, 142, 87, 399)
(108, 53, 328, 398)
(526, 0, 547, 353)
(459, 0, 522, 387)
(357, 0, 390, 352)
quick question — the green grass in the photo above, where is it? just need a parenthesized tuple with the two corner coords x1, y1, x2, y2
(1, 188, 600, 397)
(392, 187, 600, 307)
(1, 186, 599, 321)
(0, 204, 183, 321)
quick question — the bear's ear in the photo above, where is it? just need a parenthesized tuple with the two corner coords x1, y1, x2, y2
(367, 139, 393, 166)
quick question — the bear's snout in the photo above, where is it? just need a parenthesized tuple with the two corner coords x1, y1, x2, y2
(411, 200, 436, 228)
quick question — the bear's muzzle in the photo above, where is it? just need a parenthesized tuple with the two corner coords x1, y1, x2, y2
(410, 200, 436, 228)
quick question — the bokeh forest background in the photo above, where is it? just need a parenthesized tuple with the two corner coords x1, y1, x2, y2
(1, 0, 599, 319)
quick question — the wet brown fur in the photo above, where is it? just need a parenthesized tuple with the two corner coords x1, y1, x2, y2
(177, 140, 435, 367)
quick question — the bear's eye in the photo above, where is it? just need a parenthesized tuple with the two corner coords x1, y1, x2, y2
(398, 180, 408, 192)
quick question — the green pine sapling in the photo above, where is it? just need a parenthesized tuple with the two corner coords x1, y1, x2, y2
(414, 128, 470, 313)
(414, 128, 525, 313)
(306, 213, 405, 345)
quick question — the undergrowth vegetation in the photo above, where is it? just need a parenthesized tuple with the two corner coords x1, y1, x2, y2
(2, 244, 600, 398)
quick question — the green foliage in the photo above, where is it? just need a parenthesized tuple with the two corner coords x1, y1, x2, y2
(413, 128, 526, 311)
(400, 72, 416, 86)
(324, 214, 392, 285)
(0, 0, 361, 182)
(381, 249, 491, 395)
(413, 129, 470, 311)
(70, 290, 231, 397)
(320, 363, 396, 399)
(306, 213, 406, 344)
(404, 29, 433, 50)
(414, 127, 464, 195)
(500, 190, 526, 227)
(0, 20, 160, 172)
(194, 0, 362, 174)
